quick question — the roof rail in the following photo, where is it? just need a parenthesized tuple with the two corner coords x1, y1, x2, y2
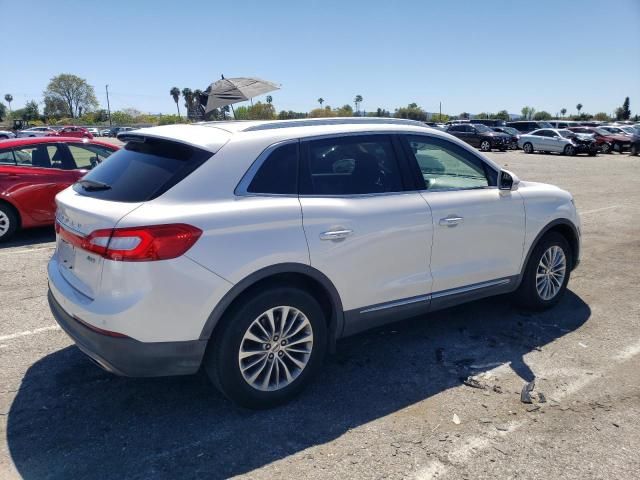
(241, 117, 428, 132)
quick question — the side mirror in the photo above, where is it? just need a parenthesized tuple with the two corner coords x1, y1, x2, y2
(499, 169, 520, 191)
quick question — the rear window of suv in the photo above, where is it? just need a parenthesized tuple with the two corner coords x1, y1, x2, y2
(72, 138, 211, 202)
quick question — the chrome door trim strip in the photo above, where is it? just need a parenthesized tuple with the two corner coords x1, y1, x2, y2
(360, 294, 431, 314)
(358, 278, 512, 314)
(430, 278, 511, 299)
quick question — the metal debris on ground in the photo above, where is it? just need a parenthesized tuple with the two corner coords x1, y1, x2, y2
(520, 380, 536, 404)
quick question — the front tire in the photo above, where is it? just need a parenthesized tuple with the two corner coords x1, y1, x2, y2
(523, 142, 534, 154)
(564, 144, 576, 156)
(480, 140, 492, 152)
(205, 286, 327, 409)
(0, 203, 18, 242)
(515, 232, 571, 310)
(601, 142, 611, 154)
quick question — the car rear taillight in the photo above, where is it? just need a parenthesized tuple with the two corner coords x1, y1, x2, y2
(56, 222, 202, 261)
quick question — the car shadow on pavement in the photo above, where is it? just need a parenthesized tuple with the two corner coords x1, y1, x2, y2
(7, 291, 590, 479)
(0, 227, 55, 249)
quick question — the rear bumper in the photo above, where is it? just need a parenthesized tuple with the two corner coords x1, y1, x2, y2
(48, 290, 207, 377)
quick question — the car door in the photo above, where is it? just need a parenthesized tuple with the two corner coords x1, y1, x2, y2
(467, 125, 482, 146)
(546, 130, 565, 152)
(400, 133, 525, 297)
(10, 143, 79, 223)
(299, 134, 433, 333)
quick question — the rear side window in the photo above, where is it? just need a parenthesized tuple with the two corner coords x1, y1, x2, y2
(247, 142, 298, 194)
(302, 135, 404, 195)
(73, 138, 211, 202)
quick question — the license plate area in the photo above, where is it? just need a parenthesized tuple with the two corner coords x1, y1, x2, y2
(58, 237, 75, 271)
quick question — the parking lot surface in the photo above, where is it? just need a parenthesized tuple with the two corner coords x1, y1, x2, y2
(1, 149, 639, 479)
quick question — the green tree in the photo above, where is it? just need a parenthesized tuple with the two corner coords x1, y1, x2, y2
(521, 106, 530, 120)
(317, 97, 324, 107)
(0, 102, 6, 121)
(495, 110, 510, 121)
(111, 111, 134, 125)
(4, 94, 13, 115)
(246, 101, 276, 120)
(158, 114, 185, 125)
(266, 95, 273, 105)
(170, 87, 181, 117)
(309, 106, 336, 118)
(354, 94, 363, 114)
(43, 74, 98, 118)
(560, 108, 567, 118)
(619, 97, 631, 120)
(593, 112, 610, 122)
(395, 103, 427, 121)
(576, 103, 583, 116)
(474, 112, 492, 119)
(533, 111, 552, 121)
(336, 104, 354, 117)
(23, 100, 40, 121)
(181, 88, 194, 119)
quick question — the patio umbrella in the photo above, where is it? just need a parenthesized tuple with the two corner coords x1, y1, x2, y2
(205, 76, 281, 113)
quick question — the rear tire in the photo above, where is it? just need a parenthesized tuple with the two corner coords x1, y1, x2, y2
(515, 232, 571, 310)
(601, 142, 612, 154)
(0, 203, 19, 242)
(205, 286, 327, 409)
(523, 142, 534, 154)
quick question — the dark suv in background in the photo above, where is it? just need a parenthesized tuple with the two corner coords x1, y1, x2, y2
(507, 121, 553, 134)
(470, 119, 507, 127)
(446, 123, 510, 151)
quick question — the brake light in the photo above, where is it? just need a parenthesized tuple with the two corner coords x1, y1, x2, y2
(56, 222, 202, 261)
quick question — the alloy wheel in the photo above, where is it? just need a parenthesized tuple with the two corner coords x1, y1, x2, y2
(565, 145, 575, 156)
(238, 306, 314, 391)
(536, 246, 566, 301)
(524, 143, 533, 153)
(601, 142, 611, 154)
(0, 211, 10, 237)
(480, 140, 491, 151)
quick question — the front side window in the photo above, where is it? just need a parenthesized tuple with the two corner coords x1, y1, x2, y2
(246, 142, 298, 194)
(12, 144, 66, 168)
(303, 135, 403, 195)
(0, 149, 15, 165)
(404, 135, 494, 191)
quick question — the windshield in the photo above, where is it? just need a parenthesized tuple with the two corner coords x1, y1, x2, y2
(473, 124, 491, 133)
(594, 128, 610, 135)
(498, 127, 518, 135)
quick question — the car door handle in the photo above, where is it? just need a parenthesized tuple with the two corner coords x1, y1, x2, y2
(319, 229, 353, 241)
(439, 216, 464, 226)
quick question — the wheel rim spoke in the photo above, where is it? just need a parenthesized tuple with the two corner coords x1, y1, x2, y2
(535, 245, 567, 301)
(238, 306, 313, 392)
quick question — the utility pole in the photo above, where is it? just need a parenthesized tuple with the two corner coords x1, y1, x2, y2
(439, 101, 442, 122)
(105, 84, 112, 126)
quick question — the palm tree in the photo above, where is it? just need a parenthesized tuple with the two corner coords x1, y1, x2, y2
(266, 95, 273, 105)
(193, 89, 205, 120)
(170, 87, 181, 117)
(4, 94, 13, 114)
(182, 88, 193, 119)
(354, 95, 363, 114)
(576, 103, 583, 117)
(317, 98, 324, 107)
(560, 108, 567, 118)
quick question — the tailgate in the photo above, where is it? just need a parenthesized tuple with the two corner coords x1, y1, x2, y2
(54, 187, 143, 299)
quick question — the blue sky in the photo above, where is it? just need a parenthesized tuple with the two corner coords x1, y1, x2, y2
(2, 0, 639, 117)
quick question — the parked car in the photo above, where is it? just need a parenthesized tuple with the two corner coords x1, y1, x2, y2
(547, 120, 580, 129)
(57, 126, 94, 139)
(446, 123, 510, 151)
(16, 126, 58, 138)
(630, 134, 639, 156)
(47, 118, 581, 408)
(507, 121, 553, 134)
(86, 127, 100, 137)
(491, 126, 520, 149)
(566, 127, 631, 154)
(103, 126, 136, 137)
(0, 137, 118, 241)
(518, 128, 598, 156)
(600, 125, 633, 137)
(0, 130, 16, 140)
(100, 128, 112, 137)
(471, 119, 507, 127)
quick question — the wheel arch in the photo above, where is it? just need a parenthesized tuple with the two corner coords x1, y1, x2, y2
(519, 219, 580, 284)
(199, 263, 345, 352)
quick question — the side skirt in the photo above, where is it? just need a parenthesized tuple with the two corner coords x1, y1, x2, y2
(341, 276, 518, 338)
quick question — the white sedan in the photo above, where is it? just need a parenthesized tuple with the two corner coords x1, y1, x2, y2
(518, 128, 597, 156)
(16, 126, 58, 138)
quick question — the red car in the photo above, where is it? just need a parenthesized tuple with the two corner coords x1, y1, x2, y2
(0, 137, 118, 241)
(57, 126, 94, 140)
(567, 127, 631, 154)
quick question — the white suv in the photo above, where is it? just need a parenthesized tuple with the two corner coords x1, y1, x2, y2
(47, 118, 581, 408)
